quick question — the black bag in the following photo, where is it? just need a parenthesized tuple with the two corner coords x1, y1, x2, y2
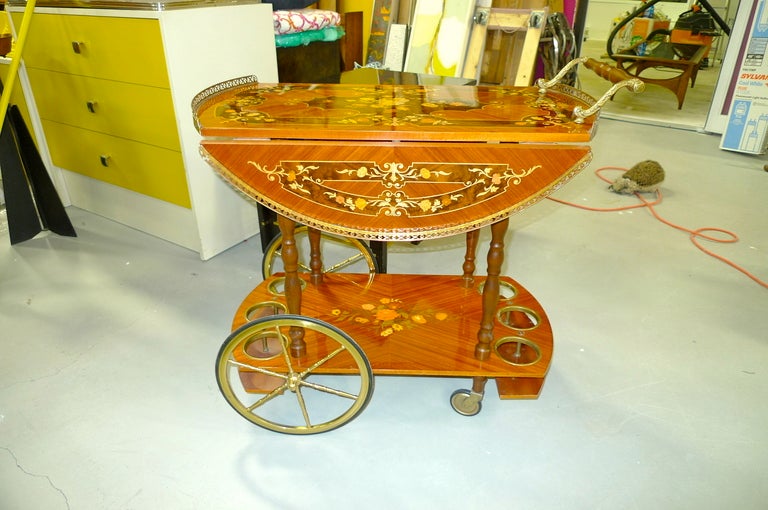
(674, 9, 718, 36)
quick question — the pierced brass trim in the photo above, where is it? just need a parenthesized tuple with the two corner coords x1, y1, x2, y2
(191, 75, 259, 133)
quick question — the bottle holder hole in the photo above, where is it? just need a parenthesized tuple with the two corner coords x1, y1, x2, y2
(477, 280, 518, 300)
(242, 331, 284, 361)
(267, 277, 307, 296)
(497, 305, 540, 330)
(494, 337, 542, 366)
(244, 301, 287, 321)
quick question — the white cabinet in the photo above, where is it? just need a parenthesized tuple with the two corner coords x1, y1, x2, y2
(7, 2, 278, 259)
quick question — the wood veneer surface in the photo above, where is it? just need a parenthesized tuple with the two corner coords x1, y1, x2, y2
(232, 274, 553, 379)
(195, 80, 595, 241)
(194, 81, 597, 143)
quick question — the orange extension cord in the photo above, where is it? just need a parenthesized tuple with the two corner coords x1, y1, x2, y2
(546, 166, 767, 289)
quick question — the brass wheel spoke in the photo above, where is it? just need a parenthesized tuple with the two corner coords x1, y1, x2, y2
(227, 359, 289, 380)
(298, 346, 346, 378)
(274, 248, 312, 272)
(295, 388, 312, 427)
(323, 252, 365, 273)
(247, 383, 290, 412)
(275, 326, 298, 376)
(299, 379, 359, 400)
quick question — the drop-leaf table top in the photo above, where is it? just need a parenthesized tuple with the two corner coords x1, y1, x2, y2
(193, 76, 597, 242)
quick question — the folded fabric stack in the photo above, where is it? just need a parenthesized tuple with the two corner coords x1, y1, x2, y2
(273, 9, 345, 48)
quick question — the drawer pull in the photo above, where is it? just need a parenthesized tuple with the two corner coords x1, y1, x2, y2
(99, 154, 111, 167)
(86, 101, 98, 113)
(71, 41, 85, 54)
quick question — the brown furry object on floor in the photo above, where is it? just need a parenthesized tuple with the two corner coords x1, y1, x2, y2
(609, 160, 665, 194)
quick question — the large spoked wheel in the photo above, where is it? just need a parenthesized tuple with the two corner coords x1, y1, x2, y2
(216, 314, 374, 434)
(262, 226, 378, 278)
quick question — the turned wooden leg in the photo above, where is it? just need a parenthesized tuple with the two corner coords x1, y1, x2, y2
(462, 229, 480, 285)
(307, 226, 323, 285)
(472, 376, 488, 395)
(277, 215, 306, 357)
(475, 218, 509, 360)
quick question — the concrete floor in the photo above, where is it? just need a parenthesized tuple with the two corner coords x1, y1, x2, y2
(1, 118, 767, 509)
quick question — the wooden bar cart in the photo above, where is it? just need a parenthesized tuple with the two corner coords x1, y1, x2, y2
(192, 58, 642, 434)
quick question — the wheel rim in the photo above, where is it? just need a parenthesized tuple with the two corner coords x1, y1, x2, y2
(450, 389, 482, 417)
(262, 226, 378, 278)
(216, 315, 373, 434)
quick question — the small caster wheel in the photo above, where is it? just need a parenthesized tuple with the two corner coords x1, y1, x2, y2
(450, 389, 483, 417)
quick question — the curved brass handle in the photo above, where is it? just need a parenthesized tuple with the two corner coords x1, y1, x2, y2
(99, 154, 110, 167)
(535, 56, 589, 92)
(86, 101, 97, 113)
(572, 58, 644, 123)
(536, 57, 645, 124)
(71, 41, 85, 54)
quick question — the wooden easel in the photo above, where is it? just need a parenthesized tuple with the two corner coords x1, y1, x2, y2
(463, 4, 548, 86)
(328, 0, 548, 85)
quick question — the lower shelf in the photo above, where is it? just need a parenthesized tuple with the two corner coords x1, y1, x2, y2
(231, 273, 554, 399)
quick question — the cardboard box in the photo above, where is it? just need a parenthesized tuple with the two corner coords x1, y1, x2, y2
(615, 18, 670, 53)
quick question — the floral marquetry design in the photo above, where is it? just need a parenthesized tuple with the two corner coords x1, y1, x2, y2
(248, 159, 541, 218)
(335, 162, 453, 189)
(195, 78, 595, 242)
(330, 297, 451, 337)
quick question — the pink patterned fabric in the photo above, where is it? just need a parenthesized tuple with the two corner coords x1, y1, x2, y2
(273, 9, 341, 35)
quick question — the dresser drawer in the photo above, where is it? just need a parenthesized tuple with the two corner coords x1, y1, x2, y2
(43, 120, 190, 208)
(12, 13, 169, 88)
(27, 68, 180, 151)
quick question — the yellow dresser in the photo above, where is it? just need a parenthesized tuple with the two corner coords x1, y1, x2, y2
(17, 13, 189, 207)
(6, 2, 278, 258)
